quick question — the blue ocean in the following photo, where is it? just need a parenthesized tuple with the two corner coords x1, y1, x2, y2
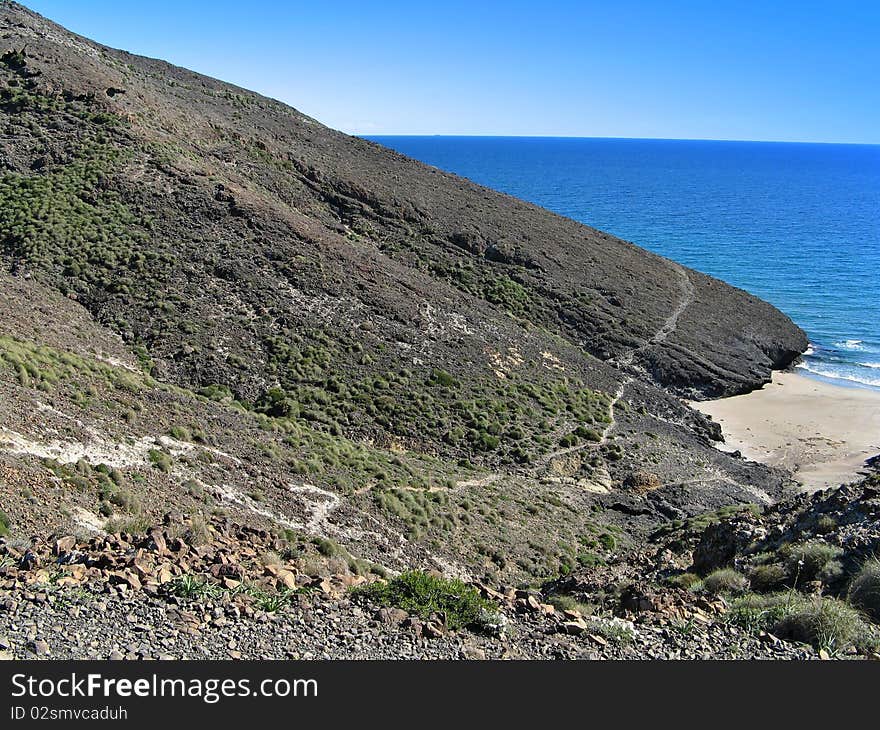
(367, 137, 880, 391)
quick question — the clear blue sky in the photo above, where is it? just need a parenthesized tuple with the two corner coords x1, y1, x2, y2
(22, 0, 880, 144)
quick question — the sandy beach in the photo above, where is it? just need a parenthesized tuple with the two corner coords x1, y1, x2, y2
(692, 370, 880, 492)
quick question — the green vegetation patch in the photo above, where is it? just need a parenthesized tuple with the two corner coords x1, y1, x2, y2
(729, 592, 879, 654)
(257, 328, 611, 465)
(484, 275, 531, 317)
(0, 141, 160, 293)
(167, 574, 302, 612)
(0, 336, 145, 394)
(703, 568, 749, 595)
(780, 540, 844, 585)
(849, 558, 880, 622)
(353, 570, 494, 630)
(0, 74, 170, 297)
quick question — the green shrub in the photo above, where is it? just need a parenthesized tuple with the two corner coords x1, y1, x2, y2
(749, 563, 787, 592)
(703, 568, 749, 595)
(0, 510, 10, 538)
(148, 449, 172, 472)
(103, 516, 149, 535)
(576, 551, 605, 568)
(727, 592, 792, 634)
(729, 592, 879, 653)
(485, 276, 531, 316)
(198, 384, 233, 402)
(168, 574, 222, 600)
(665, 572, 702, 590)
(849, 558, 880, 622)
(314, 536, 344, 558)
(183, 516, 212, 547)
(783, 541, 844, 584)
(353, 570, 493, 630)
(108, 488, 140, 513)
(775, 596, 876, 653)
(168, 426, 191, 441)
(547, 593, 594, 615)
(428, 369, 457, 388)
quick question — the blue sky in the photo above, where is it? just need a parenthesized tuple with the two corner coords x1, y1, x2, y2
(23, 0, 880, 144)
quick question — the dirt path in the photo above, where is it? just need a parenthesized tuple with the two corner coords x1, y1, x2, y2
(613, 264, 694, 368)
(660, 472, 775, 506)
(531, 378, 630, 470)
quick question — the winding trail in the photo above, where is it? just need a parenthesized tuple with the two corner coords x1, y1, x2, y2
(525, 264, 696, 482)
(612, 264, 694, 368)
(531, 377, 631, 471)
(660, 473, 775, 506)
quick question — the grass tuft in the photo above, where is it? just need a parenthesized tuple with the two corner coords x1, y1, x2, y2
(849, 557, 880, 623)
(729, 591, 879, 654)
(353, 570, 493, 630)
(703, 568, 749, 595)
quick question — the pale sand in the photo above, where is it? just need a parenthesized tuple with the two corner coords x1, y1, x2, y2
(691, 371, 880, 492)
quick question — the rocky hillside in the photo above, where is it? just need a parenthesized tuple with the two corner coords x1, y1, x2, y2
(0, 0, 810, 609)
(4, 475, 878, 660)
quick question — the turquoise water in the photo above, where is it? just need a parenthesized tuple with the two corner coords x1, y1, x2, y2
(367, 136, 880, 390)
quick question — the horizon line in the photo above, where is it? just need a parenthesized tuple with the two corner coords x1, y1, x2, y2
(357, 133, 880, 147)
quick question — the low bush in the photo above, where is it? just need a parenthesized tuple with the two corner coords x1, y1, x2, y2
(168, 426, 191, 441)
(849, 557, 880, 622)
(148, 449, 172, 473)
(774, 596, 875, 653)
(104, 517, 150, 535)
(353, 570, 493, 630)
(783, 541, 844, 584)
(748, 563, 787, 592)
(703, 568, 749, 595)
(547, 593, 594, 615)
(0, 510, 10, 538)
(665, 572, 702, 590)
(729, 591, 879, 653)
(183, 516, 212, 547)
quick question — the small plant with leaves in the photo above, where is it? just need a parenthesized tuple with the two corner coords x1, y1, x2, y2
(353, 570, 494, 631)
(168, 574, 223, 601)
(250, 587, 299, 613)
(587, 617, 636, 645)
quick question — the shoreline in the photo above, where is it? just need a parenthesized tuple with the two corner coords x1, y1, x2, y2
(691, 370, 880, 492)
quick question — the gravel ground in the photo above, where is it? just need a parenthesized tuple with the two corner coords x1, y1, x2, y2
(0, 585, 816, 661)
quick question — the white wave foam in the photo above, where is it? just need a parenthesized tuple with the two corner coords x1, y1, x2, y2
(796, 362, 880, 388)
(803, 344, 816, 356)
(862, 362, 880, 369)
(834, 339, 865, 351)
